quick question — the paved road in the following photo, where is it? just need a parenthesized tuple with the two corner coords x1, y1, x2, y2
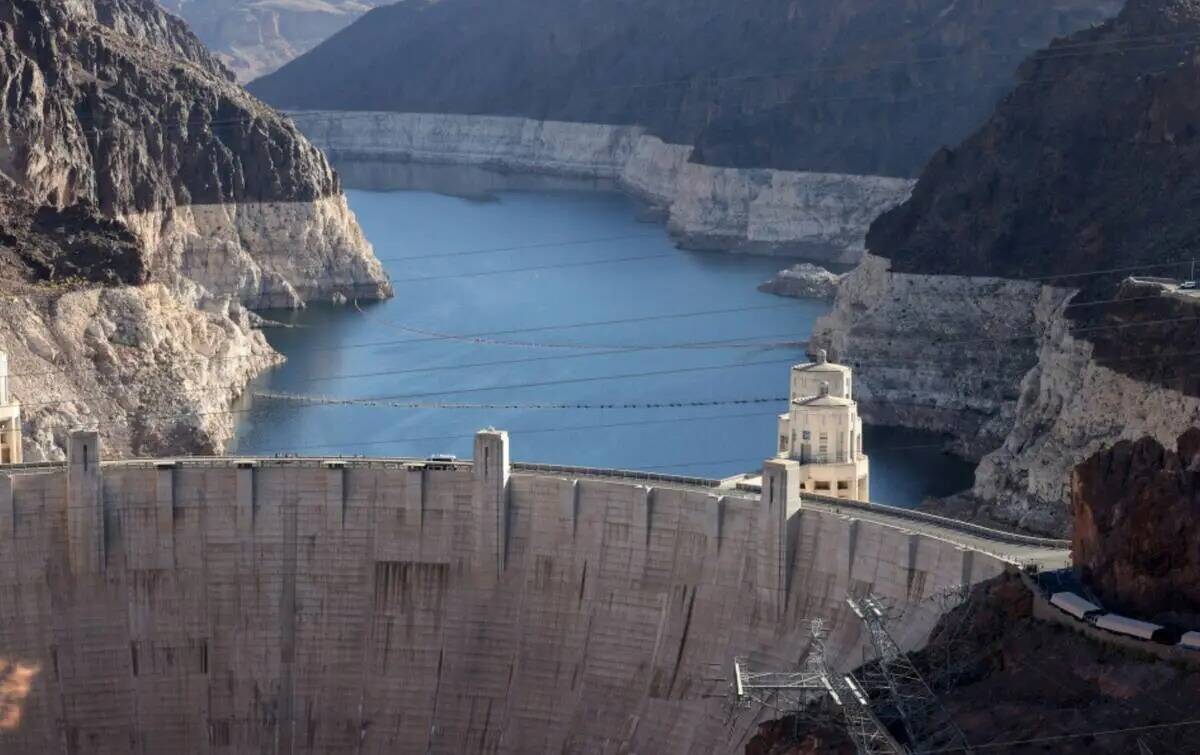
(10, 455, 1071, 568)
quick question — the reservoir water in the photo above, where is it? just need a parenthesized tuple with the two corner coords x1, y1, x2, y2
(233, 165, 973, 508)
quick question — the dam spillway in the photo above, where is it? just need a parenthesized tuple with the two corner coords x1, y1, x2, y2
(0, 431, 1059, 754)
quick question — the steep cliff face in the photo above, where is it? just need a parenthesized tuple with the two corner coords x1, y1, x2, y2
(0, 0, 390, 307)
(0, 0, 388, 459)
(156, 0, 391, 82)
(869, 0, 1200, 284)
(1072, 429, 1200, 622)
(816, 0, 1200, 533)
(813, 255, 1068, 459)
(249, 0, 1118, 179)
(0, 284, 279, 461)
(294, 111, 915, 261)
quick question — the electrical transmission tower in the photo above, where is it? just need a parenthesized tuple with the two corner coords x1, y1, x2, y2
(917, 583, 981, 691)
(847, 594, 974, 755)
(731, 621, 905, 755)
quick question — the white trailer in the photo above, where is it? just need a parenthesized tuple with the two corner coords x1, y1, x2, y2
(1094, 613, 1169, 643)
(1049, 591, 1102, 621)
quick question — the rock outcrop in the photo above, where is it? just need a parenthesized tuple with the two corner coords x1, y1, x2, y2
(156, 0, 391, 82)
(814, 0, 1200, 533)
(813, 255, 1068, 460)
(1072, 429, 1200, 622)
(758, 264, 842, 300)
(0, 0, 390, 459)
(0, 283, 279, 461)
(292, 111, 914, 261)
(1, 0, 390, 307)
(250, 0, 1118, 179)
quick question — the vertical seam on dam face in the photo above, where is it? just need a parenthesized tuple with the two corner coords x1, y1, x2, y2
(0, 452, 1019, 753)
(279, 477, 299, 754)
(0, 474, 12, 540)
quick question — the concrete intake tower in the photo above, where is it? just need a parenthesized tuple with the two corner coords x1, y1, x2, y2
(0, 429, 1061, 753)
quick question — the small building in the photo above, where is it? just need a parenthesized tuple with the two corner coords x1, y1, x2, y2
(0, 351, 22, 465)
(776, 350, 868, 500)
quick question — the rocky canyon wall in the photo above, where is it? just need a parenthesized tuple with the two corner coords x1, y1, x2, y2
(811, 256, 1067, 459)
(0, 0, 393, 460)
(292, 111, 914, 263)
(1072, 428, 1200, 623)
(0, 285, 279, 461)
(814, 259, 1200, 536)
(0, 444, 1006, 753)
(0, 0, 390, 308)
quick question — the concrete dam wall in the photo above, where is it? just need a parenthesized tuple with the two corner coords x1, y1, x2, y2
(0, 431, 1011, 754)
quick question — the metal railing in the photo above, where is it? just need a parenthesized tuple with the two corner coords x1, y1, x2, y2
(0, 454, 1069, 550)
(512, 462, 722, 489)
(799, 492, 1070, 549)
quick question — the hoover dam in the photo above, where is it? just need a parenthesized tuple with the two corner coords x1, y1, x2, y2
(0, 429, 1066, 753)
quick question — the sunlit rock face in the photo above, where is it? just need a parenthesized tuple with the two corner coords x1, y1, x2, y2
(1073, 429, 1200, 623)
(0, 0, 390, 306)
(814, 0, 1200, 534)
(156, 0, 392, 82)
(0, 0, 391, 459)
(291, 111, 914, 263)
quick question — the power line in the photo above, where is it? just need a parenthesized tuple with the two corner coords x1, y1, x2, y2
(374, 233, 660, 262)
(387, 251, 677, 282)
(0, 301, 802, 381)
(922, 718, 1200, 753)
(13, 307, 1200, 414)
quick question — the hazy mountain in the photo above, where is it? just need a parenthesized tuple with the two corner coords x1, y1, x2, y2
(249, 0, 1121, 177)
(156, 0, 391, 81)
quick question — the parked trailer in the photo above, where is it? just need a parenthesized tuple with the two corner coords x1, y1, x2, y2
(1180, 631, 1200, 651)
(1093, 613, 1174, 644)
(1050, 591, 1102, 621)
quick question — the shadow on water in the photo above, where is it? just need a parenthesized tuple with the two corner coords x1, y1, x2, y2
(233, 162, 976, 508)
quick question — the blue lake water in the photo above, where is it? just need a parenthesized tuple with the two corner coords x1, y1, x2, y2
(232, 167, 974, 507)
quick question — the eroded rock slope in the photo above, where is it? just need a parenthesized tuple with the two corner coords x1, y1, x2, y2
(250, 0, 1118, 178)
(0, 0, 389, 459)
(1073, 428, 1200, 623)
(815, 0, 1200, 534)
(2, 0, 390, 308)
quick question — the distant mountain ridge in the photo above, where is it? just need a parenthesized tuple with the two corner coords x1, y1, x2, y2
(248, 0, 1120, 178)
(155, 0, 392, 82)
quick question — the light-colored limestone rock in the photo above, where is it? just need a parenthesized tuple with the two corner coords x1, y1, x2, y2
(667, 165, 912, 260)
(292, 111, 915, 262)
(816, 256, 1200, 535)
(973, 309, 1200, 535)
(121, 196, 390, 308)
(812, 255, 1067, 458)
(759, 263, 843, 299)
(0, 284, 280, 460)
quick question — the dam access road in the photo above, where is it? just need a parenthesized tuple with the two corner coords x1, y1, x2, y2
(0, 430, 1067, 753)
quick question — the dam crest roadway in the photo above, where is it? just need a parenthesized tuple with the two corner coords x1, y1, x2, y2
(0, 429, 1067, 753)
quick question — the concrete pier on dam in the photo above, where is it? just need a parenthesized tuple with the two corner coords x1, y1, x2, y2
(0, 430, 1066, 754)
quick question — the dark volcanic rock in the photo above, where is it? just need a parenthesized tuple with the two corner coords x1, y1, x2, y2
(869, 0, 1200, 284)
(0, 187, 145, 285)
(1072, 428, 1200, 621)
(0, 0, 340, 214)
(248, 0, 1117, 178)
(0, 0, 389, 307)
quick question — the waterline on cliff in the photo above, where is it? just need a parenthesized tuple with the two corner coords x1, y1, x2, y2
(231, 168, 971, 507)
